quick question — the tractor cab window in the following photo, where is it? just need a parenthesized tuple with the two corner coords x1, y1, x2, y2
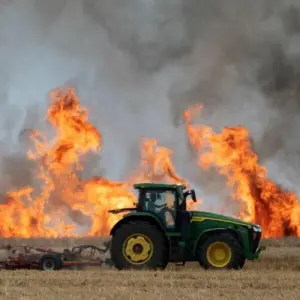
(144, 190, 176, 227)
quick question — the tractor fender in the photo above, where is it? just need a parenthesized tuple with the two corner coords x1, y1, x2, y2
(110, 212, 167, 237)
(193, 227, 245, 256)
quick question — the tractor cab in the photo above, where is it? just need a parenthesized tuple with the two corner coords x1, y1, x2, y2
(134, 183, 197, 230)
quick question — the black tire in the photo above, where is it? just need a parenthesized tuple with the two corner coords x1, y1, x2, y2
(197, 232, 245, 270)
(111, 221, 168, 270)
(38, 254, 63, 271)
(238, 257, 246, 269)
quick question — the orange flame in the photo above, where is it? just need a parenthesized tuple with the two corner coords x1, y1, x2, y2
(184, 105, 300, 238)
(1, 87, 197, 237)
(3, 87, 297, 239)
(129, 138, 189, 186)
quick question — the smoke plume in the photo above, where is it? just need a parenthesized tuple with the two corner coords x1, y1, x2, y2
(1, 0, 300, 215)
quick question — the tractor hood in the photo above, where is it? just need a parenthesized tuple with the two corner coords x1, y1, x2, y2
(190, 211, 256, 228)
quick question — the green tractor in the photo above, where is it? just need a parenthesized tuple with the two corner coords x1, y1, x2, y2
(108, 183, 265, 270)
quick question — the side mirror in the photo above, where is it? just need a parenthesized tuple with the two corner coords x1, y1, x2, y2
(183, 190, 197, 202)
(190, 189, 197, 202)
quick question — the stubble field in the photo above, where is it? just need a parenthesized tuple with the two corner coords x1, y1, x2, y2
(0, 237, 299, 300)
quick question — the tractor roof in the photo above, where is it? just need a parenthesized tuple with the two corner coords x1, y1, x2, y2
(133, 183, 186, 190)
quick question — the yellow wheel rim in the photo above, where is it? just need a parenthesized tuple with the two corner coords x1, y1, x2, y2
(206, 242, 232, 268)
(122, 234, 154, 265)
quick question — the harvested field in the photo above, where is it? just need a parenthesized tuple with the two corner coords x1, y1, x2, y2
(0, 238, 299, 299)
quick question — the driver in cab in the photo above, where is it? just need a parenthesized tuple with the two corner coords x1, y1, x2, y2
(145, 192, 175, 226)
(165, 192, 175, 226)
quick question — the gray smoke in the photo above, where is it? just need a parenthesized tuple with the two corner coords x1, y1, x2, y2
(0, 0, 300, 217)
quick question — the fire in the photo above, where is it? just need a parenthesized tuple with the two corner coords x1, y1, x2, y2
(2, 87, 299, 238)
(1, 87, 195, 237)
(129, 138, 188, 186)
(184, 105, 300, 238)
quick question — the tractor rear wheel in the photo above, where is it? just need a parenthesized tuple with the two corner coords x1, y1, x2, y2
(111, 221, 168, 270)
(197, 232, 245, 270)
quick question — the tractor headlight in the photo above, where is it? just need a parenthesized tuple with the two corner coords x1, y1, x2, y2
(251, 224, 262, 241)
(252, 225, 262, 233)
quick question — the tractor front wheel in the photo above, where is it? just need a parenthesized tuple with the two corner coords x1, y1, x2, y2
(111, 221, 168, 270)
(197, 233, 245, 270)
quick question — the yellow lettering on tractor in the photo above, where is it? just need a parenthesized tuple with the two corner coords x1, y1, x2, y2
(191, 216, 251, 228)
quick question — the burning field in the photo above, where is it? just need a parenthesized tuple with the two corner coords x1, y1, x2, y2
(1, 1, 300, 299)
(0, 86, 299, 239)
